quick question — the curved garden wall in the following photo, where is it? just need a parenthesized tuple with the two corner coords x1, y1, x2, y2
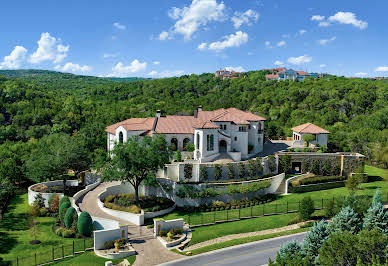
(28, 180, 79, 207)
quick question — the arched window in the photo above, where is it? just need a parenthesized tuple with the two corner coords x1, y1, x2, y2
(171, 137, 178, 151)
(119, 132, 124, 143)
(183, 138, 190, 151)
(196, 133, 200, 150)
(207, 134, 214, 151)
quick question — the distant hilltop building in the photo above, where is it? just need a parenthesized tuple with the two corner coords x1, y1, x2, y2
(264, 67, 325, 81)
(215, 69, 243, 80)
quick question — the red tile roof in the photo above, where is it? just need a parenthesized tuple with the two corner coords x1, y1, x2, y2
(265, 74, 279, 79)
(106, 108, 266, 134)
(292, 123, 330, 134)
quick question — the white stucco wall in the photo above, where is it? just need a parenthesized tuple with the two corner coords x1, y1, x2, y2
(164, 134, 193, 151)
(154, 218, 184, 237)
(28, 180, 79, 207)
(292, 132, 328, 147)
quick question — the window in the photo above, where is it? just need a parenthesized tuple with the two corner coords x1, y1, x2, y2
(248, 125, 251, 130)
(234, 136, 237, 141)
(196, 133, 200, 149)
(207, 134, 214, 151)
(171, 138, 178, 151)
(239, 126, 246, 132)
(119, 132, 123, 143)
(183, 138, 190, 151)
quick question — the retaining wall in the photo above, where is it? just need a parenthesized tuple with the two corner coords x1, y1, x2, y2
(28, 180, 79, 207)
(154, 218, 184, 236)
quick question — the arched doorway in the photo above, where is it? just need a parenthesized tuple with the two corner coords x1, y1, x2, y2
(183, 138, 190, 151)
(171, 138, 178, 151)
(219, 140, 227, 153)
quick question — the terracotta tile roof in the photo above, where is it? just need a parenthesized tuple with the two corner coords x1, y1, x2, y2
(155, 116, 197, 134)
(265, 74, 279, 79)
(297, 71, 308, 75)
(292, 123, 330, 134)
(193, 121, 220, 129)
(105, 118, 155, 134)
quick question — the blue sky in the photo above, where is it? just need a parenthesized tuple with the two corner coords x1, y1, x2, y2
(0, 0, 387, 78)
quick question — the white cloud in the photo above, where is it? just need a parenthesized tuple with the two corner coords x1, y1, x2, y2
(29, 32, 69, 64)
(264, 41, 273, 48)
(109, 59, 147, 77)
(319, 64, 326, 68)
(103, 53, 119, 58)
(288, 54, 312, 65)
(328, 12, 367, 30)
(198, 31, 248, 51)
(282, 34, 291, 38)
(113, 22, 126, 30)
(164, 0, 226, 40)
(153, 61, 160, 65)
(55, 62, 92, 73)
(274, 60, 284, 66)
(231, 9, 259, 29)
(148, 69, 184, 78)
(158, 31, 170, 40)
(376, 66, 388, 72)
(355, 72, 367, 77)
(311, 15, 325, 21)
(318, 36, 336, 45)
(318, 21, 330, 27)
(225, 66, 245, 72)
(299, 29, 307, 35)
(0, 46, 27, 69)
(277, 40, 286, 47)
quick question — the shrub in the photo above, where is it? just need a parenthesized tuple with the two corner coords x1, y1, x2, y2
(39, 207, 49, 217)
(302, 134, 315, 147)
(33, 193, 45, 208)
(301, 160, 309, 173)
(279, 155, 291, 174)
(321, 161, 331, 176)
(211, 200, 226, 208)
(62, 229, 75, 238)
(293, 176, 346, 187)
(248, 159, 256, 177)
(48, 194, 59, 212)
(256, 158, 263, 175)
(363, 191, 388, 235)
(176, 149, 182, 162)
(332, 163, 341, 176)
(29, 204, 40, 218)
(64, 207, 76, 229)
(59, 196, 70, 207)
(302, 220, 331, 263)
(213, 165, 222, 180)
(200, 166, 208, 181)
(227, 163, 235, 179)
(299, 196, 314, 220)
(237, 163, 246, 178)
(267, 155, 277, 172)
(104, 240, 115, 249)
(55, 227, 64, 236)
(59, 201, 71, 225)
(278, 240, 303, 261)
(311, 160, 320, 175)
(330, 206, 361, 234)
(71, 212, 78, 233)
(183, 164, 192, 179)
(77, 211, 93, 236)
(325, 199, 337, 218)
(185, 144, 195, 152)
(346, 175, 359, 191)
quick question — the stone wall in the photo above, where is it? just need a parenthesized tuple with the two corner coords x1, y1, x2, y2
(28, 180, 79, 207)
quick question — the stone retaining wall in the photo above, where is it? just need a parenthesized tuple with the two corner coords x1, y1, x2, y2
(28, 180, 79, 207)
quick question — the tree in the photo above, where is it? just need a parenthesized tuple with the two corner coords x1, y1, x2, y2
(373, 143, 388, 168)
(176, 149, 182, 162)
(311, 160, 320, 175)
(279, 155, 291, 174)
(278, 240, 303, 261)
(302, 134, 315, 147)
(227, 163, 235, 179)
(330, 206, 361, 234)
(26, 133, 91, 194)
(363, 190, 388, 234)
(346, 175, 360, 191)
(302, 220, 331, 263)
(299, 196, 314, 220)
(103, 134, 171, 202)
(28, 218, 41, 244)
(49, 194, 60, 213)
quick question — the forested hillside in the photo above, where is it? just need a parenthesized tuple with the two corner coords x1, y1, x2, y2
(0, 70, 387, 189)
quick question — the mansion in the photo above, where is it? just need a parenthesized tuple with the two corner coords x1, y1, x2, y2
(106, 107, 266, 162)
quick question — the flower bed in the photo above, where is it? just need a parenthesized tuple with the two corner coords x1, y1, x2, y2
(104, 194, 175, 214)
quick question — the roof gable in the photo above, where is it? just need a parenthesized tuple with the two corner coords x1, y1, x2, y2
(292, 123, 329, 134)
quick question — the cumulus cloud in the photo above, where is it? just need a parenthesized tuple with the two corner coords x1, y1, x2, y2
(231, 9, 259, 29)
(158, 31, 170, 40)
(277, 40, 286, 47)
(55, 62, 92, 73)
(29, 32, 69, 64)
(274, 60, 284, 66)
(328, 12, 368, 29)
(225, 66, 245, 72)
(161, 0, 226, 40)
(376, 66, 388, 72)
(198, 31, 248, 51)
(103, 53, 119, 58)
(147, 70, 184, 78)
(288, 54, 312, 65)
(109, 59, 147, 77)
(264, 41, 273, 48)
(0, 46, 27, 69)
(311, 15, 325, 21)
(153, 61, 160, 65)
(318, 21, 330, 27)
(113, 22, 126, 30)
(355, 72, 367, 77)
(299, 29, 307, 35)
(318, 36, 336, 45)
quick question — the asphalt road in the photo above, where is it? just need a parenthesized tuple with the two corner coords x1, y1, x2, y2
(159, 232, 307, 266)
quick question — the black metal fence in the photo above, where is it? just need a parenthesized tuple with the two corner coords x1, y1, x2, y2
(187, 193, 388, 227)
(11, 238, 94, 266)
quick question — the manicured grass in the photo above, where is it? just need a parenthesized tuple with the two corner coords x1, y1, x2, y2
(189, 212, 299, 245)
(50, 251, 136, 265)
(174, 227, 310, 256)
(0, 193, 93, 265)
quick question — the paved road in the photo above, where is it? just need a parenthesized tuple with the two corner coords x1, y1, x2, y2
(159, 232, 307, 266)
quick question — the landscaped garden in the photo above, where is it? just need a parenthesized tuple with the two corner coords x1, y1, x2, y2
(104, 193, 175, 213)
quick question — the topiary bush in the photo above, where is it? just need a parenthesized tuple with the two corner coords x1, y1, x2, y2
(59, 196, 70, 207)
(49, 194, 60, 213)
(64, 207, 76, 229)
(59, 201, 71, 225)
(299, 196, 315, 220)
(77, 211, 93, 236)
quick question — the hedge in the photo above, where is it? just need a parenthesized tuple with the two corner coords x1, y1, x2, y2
(291, 176, 346, 187)
(64, 207, 76, 229)
(59, 196, 70, 207)
(289, 181, 345, 193)
(77, 211, 93, 236)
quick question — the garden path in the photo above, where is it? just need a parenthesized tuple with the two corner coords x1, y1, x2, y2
(79, 181, 183, 266)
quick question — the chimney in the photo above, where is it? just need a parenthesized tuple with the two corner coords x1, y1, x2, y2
(197, 105, 202, 112)
(156, 110, 161, 118)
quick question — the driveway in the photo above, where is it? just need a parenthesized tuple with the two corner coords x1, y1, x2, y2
(159, 232, 307, 266)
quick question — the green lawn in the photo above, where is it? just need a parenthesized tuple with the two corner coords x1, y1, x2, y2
(0, 193, 93, 265)
(50, 251, 136, 265)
